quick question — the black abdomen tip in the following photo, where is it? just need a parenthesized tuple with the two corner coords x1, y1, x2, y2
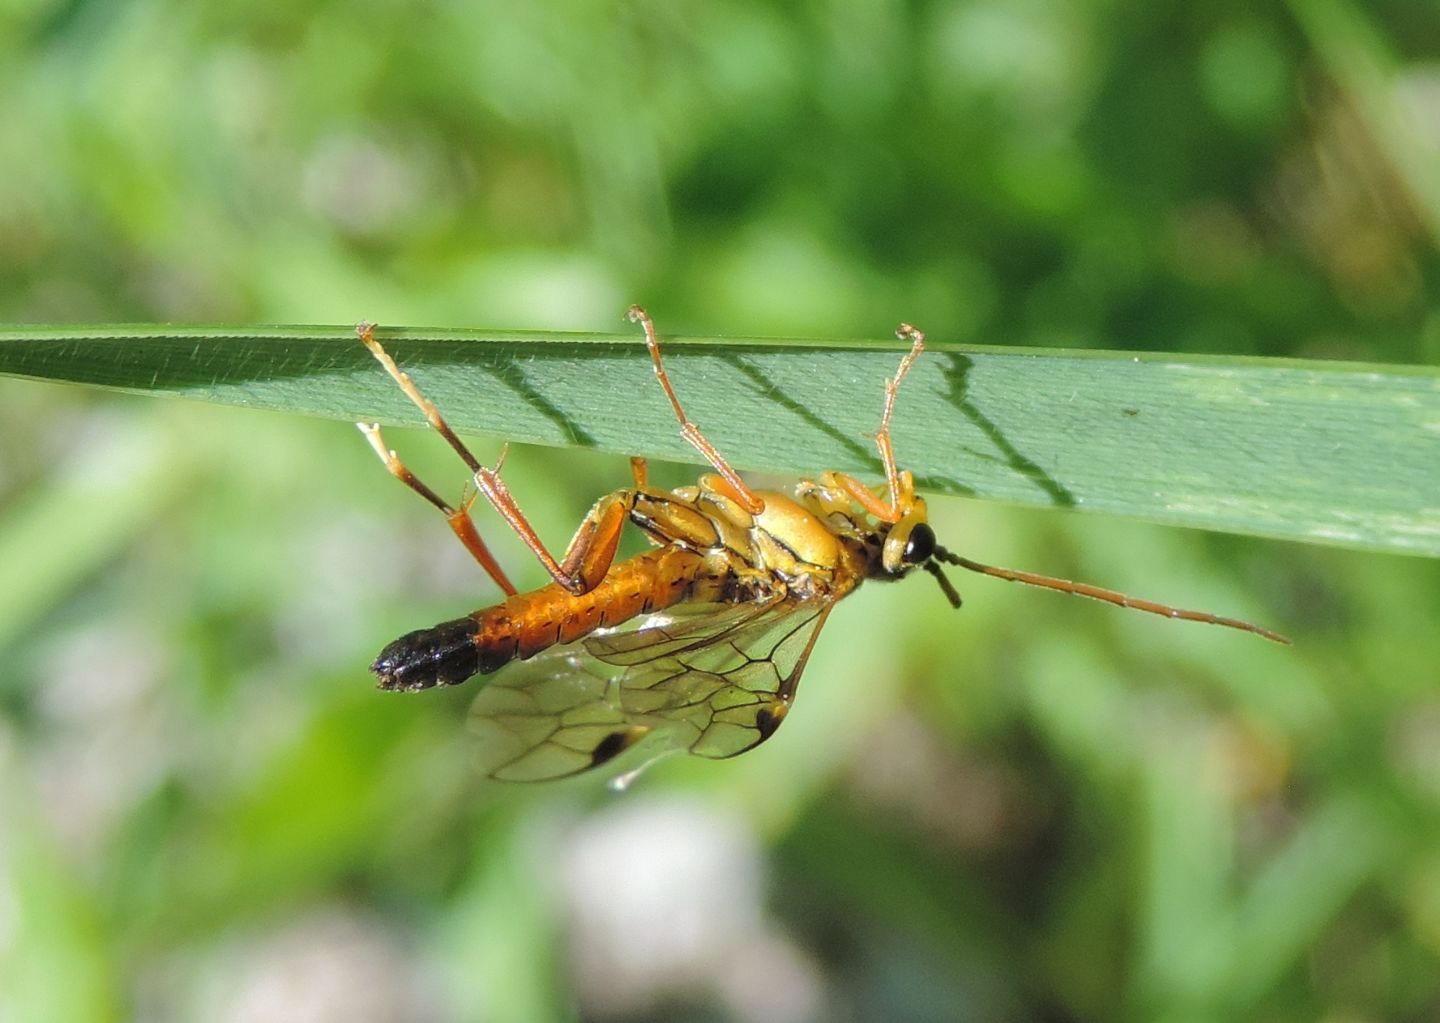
(371, 617, 481, 692)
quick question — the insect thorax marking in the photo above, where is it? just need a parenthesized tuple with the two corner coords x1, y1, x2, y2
(629, 481, 868, 609)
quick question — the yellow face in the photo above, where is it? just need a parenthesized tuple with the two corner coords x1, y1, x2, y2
(880, 495, 935, 575)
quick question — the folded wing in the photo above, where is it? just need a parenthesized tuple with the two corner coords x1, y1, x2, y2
(467, 598, 834, 781)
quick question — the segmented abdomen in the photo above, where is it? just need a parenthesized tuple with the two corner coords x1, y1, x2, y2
(370, 546, 719, 691)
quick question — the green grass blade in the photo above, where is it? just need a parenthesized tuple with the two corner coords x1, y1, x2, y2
(1, 324, 1436, 555)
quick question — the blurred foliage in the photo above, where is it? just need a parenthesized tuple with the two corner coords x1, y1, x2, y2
(1, 1, 1438, 1021)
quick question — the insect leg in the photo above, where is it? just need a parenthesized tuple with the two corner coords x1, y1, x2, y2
(627, 305, 765, 515)
(357, 321, 614, 596)
(548, 459, 660, 590)
(822, 470, 902, 524)
(875, 324, 926, 514)
(357, 422, 516, 595)
(556, 491, 634, 594)
(816, 323, 928, 524)
(803, 324, 928, 524)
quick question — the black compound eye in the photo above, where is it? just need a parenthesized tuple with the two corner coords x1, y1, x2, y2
(902, 522, 936, 565)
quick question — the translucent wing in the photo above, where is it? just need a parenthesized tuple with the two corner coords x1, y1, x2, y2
(465, 647, 635, 782)
(593, 599, 832, 760)
(466, 598, 834, 781)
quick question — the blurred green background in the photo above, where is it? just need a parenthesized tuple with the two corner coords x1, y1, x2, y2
(2, 1, 1439, 1020)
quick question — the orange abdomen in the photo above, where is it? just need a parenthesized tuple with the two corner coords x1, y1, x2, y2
(471, 546, 712, 669)
(371, 546, 715, 692)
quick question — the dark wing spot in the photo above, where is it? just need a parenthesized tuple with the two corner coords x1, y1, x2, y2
(590, 725, 649, 767)
(755, 703, 788, 740)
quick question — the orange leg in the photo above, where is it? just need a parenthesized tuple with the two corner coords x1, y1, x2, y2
(545, 456, 655, 592)
(356, 321, 630, 596)
(357, 422, 517, 595)
(831, 471, 902, 525)
(822, 323, 927, 525)
(555, 492, 633, 594)
(873, 323, 926, 517)
(627, 305, 765, 516)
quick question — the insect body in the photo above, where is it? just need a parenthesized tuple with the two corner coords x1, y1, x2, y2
(357, 308, 1286, 781)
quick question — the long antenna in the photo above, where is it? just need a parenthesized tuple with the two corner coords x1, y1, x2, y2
(923, 560, 963, 609)
(933, 547, 1290, 645)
